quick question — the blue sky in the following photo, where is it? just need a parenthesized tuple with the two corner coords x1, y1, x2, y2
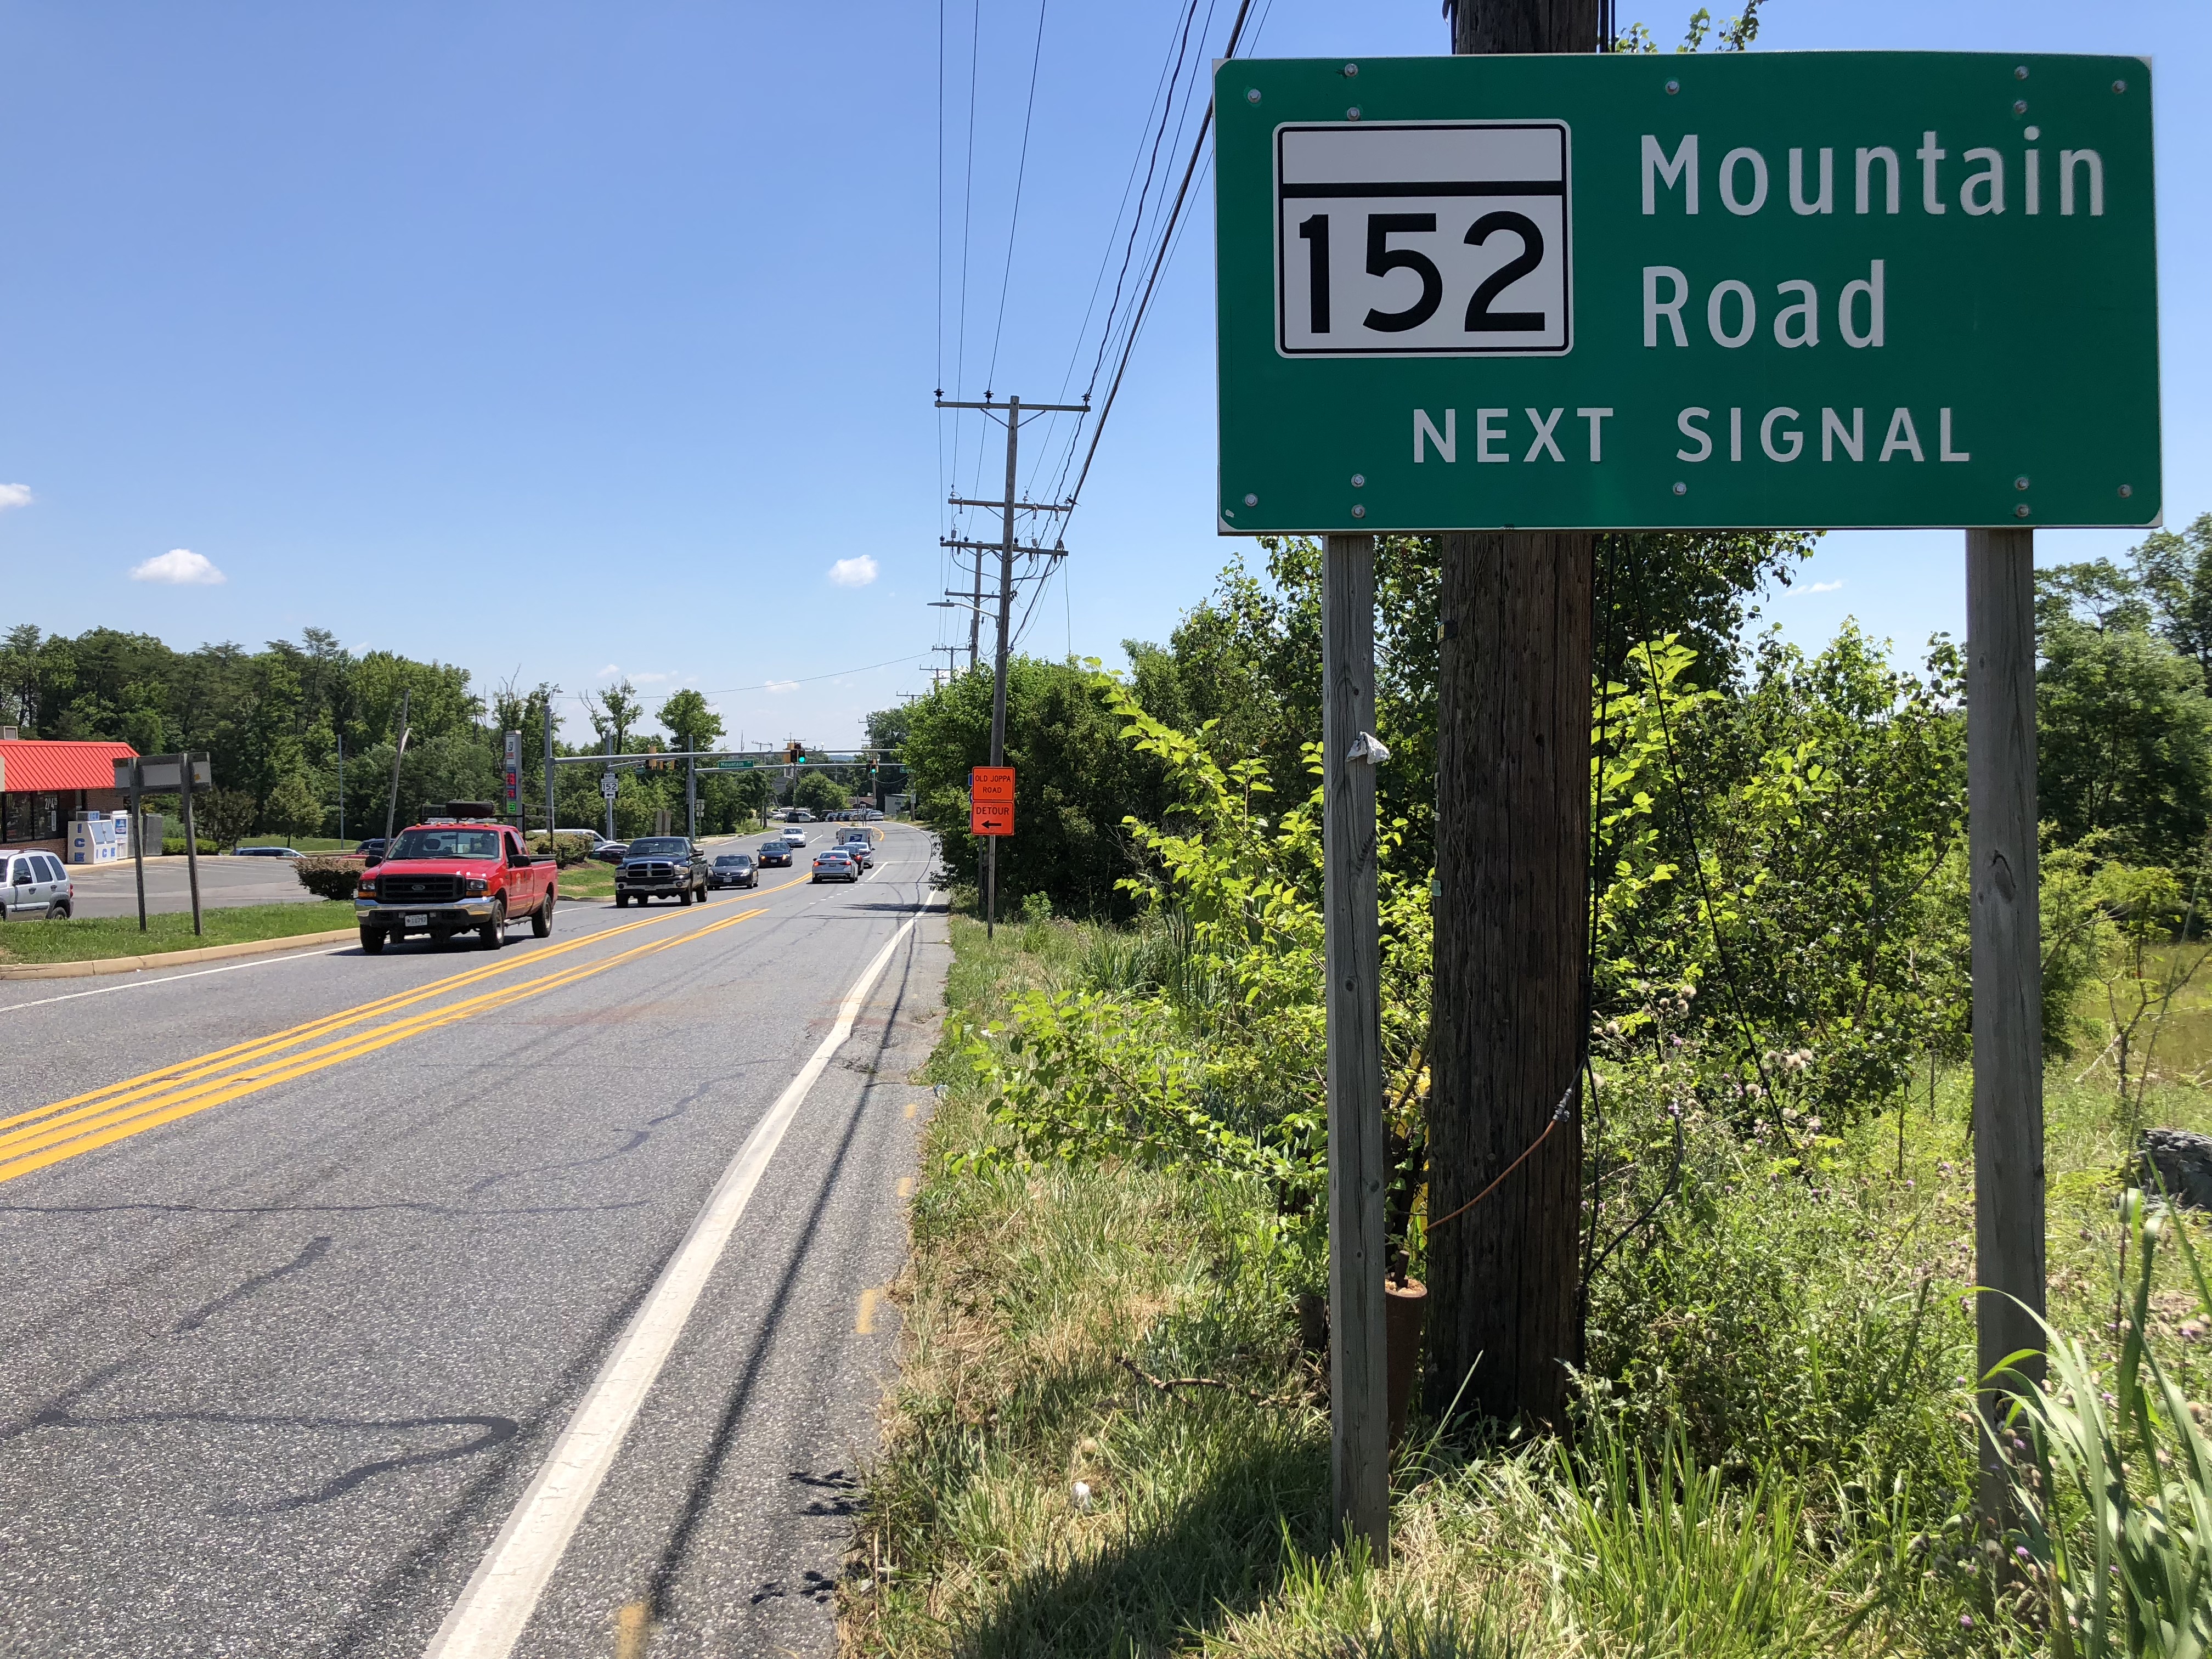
(0, 0, 2200, 744)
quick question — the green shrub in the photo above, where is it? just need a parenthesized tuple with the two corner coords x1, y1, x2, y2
(160, 838, 219, 856)
(293, 856, 366, 901)
(531, 832, 595, 868)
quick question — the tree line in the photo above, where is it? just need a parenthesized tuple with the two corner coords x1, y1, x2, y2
(0, 625, 865, 845)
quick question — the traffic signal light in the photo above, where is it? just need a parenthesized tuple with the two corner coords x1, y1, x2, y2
(783, 741, 807, 765)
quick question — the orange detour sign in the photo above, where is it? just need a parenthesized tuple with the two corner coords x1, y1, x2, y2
(970, 766, 1014, 837)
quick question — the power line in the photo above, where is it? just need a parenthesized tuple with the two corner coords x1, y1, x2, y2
(1014, 0, 1213, 506)
(984, 0, 1052, 395)
(1076, 0, 1206, 410)
(697, 654, 932, 696)
(1065, 0, 1256, 511)
(950, 0, 984, 514)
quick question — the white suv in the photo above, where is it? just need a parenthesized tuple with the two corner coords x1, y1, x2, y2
(1, 850, 73, 920)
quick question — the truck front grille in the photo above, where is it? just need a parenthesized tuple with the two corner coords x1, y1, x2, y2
(381, 874, 461, 903)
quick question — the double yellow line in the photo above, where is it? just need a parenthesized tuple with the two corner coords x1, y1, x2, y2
(2, 895, 789, 1187)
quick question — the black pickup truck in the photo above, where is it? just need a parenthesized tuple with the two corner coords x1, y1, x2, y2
(613, 836, 709, 906)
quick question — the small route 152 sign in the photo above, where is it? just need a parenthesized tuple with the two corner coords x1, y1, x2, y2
(1215, 52, 2158, 532)
(970, 767, 1014, 838)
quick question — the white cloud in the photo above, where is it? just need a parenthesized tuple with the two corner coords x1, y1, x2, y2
(828, 555, 879, 588)
(0, 484, 32, 511)
(765, 679, 800, 694)
(595, 663, 622, 678)
(633, 669, 679, 684)
(1798, 579, 1845, 594)
(131, 548, 226, 585)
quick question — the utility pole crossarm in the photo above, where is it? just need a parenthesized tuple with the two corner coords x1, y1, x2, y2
(940, 539, 1060, 555)
(947, 498, 1068, 513)
(934, 398, 1089, 415)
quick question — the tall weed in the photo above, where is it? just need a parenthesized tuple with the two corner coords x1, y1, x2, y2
(1996, 1188, 2212, 1656)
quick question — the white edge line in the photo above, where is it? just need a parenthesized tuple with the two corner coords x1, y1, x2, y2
(0, 946, 353, 1012)
(423, 893, 945, 1659)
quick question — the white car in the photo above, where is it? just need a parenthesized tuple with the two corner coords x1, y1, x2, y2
(1, 849, 73, 919)
(781, 829, 808, 847)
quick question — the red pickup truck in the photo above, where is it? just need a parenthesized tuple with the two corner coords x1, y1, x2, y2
(353, 818, 557, 953)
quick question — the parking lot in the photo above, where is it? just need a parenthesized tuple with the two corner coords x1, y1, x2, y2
(58, 854, 321, 919)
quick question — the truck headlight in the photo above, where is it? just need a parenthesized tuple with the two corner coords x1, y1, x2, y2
(464, 877, 488, 895)
(356, 879, 376, 898)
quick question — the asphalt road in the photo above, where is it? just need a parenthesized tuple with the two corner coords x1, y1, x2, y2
(0, 823, 947, 1657)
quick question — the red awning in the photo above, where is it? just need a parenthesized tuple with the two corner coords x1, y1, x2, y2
(0, 740, 139, 793)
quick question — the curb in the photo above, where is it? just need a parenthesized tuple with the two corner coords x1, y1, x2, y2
(0, 927, 360, 981)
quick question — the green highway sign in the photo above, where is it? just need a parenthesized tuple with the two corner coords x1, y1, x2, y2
(1214, 52, 2159, 532)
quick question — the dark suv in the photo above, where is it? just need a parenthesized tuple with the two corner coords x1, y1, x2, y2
(614, 836, 709, 906)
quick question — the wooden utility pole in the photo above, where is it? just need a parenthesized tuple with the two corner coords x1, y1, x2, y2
(935, 392, 1085, 936)
(1322, 532, 1389, 1558)
(987, 396, 1019, 936)
(1966, 526, 2045, 1521)
(1426, 0, 1599, 1430)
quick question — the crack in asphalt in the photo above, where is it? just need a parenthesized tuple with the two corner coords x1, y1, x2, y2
(3, 1234, 515, 1516)
(32, 1407, 521, 1514)
(464, 1083, 709, 1197)
(173, 1235, 331, 1331)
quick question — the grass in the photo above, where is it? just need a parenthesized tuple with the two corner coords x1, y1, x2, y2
(551, 861, 617, 900)
(845, 908, 2212, 1659)
(0, 900, 357, 964)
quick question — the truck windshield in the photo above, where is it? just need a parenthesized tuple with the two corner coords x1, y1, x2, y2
(388, 828, 502, 861)
(628, 838, 689, 857)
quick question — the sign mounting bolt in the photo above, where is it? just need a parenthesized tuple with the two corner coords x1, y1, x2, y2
(1672, 481, 1688, 496)
(2015, 65, 2029, 81)
(1664, 79, 1680, 95)
(2113, 79, 2128, 93)
(1351, 473, 1365, 488)
(1243, 493, 1259, 507)
(2014, 504, 2032, 518)
(2014, 476, 2030, 490)
(2013, 100, 2028, 115)
(1343, 63, 1359, 77)
(1346, 106, 1361, 121)
(1350, 504, 1367, 518)
(2119, 484, 2134, 499)
(1246, 87, 1261, 104)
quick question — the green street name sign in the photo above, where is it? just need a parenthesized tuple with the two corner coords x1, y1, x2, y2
(1214, 52, 2159, 533)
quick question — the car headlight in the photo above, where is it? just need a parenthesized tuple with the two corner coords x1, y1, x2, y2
(356, 879, 376, 898)
(464, 877, 489, 895)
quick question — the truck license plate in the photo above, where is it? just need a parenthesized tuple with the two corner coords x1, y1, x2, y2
(404, 912, 428, 927)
